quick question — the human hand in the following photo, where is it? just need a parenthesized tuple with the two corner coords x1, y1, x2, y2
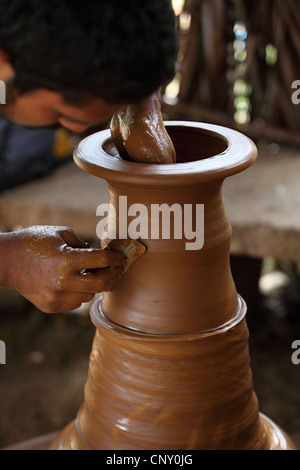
(0, 226, 126, 313)
(110, 90, 176, 164)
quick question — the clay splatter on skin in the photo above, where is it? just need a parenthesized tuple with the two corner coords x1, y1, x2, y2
(7, 225, 125, 313)
(110, 91, 176, 164)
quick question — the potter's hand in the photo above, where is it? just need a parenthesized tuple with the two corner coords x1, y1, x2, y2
(0, 226, 126, 313)
(110, 90, 176, 164)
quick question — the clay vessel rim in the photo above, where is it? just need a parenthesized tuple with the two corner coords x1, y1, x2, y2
(74, 121, 257, 185)
(90, 294, 247, 340)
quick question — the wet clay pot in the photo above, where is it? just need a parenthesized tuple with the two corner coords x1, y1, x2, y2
(50, 122, 295, 450)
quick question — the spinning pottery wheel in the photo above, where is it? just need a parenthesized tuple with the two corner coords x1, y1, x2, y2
(50, 122, 296, 450)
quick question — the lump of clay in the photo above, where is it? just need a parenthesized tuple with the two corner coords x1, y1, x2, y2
(110, 91, 176, 164)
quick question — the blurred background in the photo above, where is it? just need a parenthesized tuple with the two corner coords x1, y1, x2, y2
(1, 0, 300, 448)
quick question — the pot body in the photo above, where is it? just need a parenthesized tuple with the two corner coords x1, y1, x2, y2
(50, 122, 295, 450)
(101, 179, 238, 334)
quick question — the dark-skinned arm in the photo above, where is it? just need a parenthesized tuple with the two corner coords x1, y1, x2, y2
(0, 225, 126, 313)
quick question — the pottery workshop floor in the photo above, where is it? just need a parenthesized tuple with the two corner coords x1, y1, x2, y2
(1, 268, 300, 450)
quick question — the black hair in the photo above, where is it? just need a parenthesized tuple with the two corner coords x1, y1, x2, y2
(0, 0, 178, 104)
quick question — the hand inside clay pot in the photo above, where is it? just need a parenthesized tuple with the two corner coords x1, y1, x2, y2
(110, 91, 176, 164)
(0, 225, 126, 313)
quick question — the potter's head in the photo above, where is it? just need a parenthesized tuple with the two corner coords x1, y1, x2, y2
(0, 0, 177, 132)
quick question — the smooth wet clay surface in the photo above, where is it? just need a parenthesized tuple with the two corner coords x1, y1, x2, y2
(50, 122, 295, 450)
(50, 299, 294, 450)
